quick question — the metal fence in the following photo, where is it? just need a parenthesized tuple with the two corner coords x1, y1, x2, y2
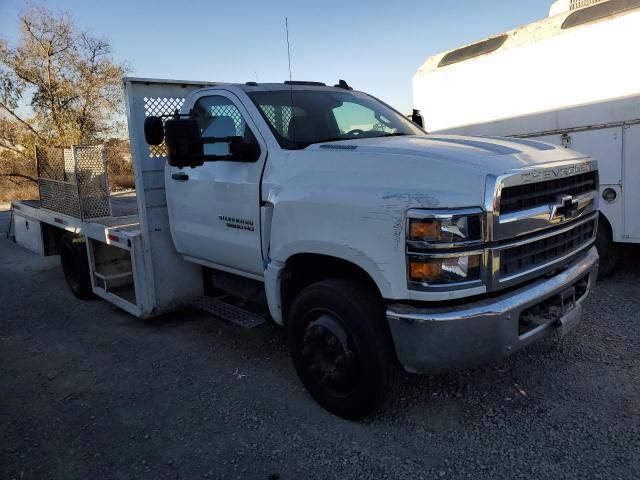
(36, 145, 111, 220)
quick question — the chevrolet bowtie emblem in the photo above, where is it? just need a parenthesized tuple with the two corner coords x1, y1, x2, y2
(550, 195, 579, 221)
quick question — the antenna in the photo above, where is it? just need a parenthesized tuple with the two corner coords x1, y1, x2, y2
(286, 17, 293, 83)
(285, 17, 295, 144)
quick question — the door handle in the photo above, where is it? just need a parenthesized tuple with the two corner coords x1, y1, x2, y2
(172, 172, 189, 181)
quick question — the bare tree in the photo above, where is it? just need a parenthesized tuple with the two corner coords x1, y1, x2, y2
(0, 4, 128, 188)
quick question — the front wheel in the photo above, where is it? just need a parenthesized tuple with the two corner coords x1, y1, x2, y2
(287, 279, 401, 420)
(595, 217, 619, 279)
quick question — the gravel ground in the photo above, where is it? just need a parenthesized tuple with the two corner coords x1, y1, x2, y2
(1, 209, 639, 479)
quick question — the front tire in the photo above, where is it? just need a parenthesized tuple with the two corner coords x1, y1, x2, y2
(60, 234, 95, 300)
(287, 279, 401, 420)
(595, 217, 619, 279)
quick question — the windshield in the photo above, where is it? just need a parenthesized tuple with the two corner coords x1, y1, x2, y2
(247, 90, 425, 150)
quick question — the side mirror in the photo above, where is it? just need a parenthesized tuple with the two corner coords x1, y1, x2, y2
(144, 116, 165, 145)
(229, 138, 261, 162)
(164, 119, 204, 168)
(411, 109, 424, 128)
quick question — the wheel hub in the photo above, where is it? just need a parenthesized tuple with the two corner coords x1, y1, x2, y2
(302, 313, 360, 396)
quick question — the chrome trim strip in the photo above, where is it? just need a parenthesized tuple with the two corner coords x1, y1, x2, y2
(407, 279, 484, 292)
(407, 207, 484, 220)
(498, 204, 550, 225)
(494, 212, 597, 251)
(498, 240, 595, 285)
(498, 191, 595, 225)
(494, 189, 596, 241)
(407, 249, 485, 259)
(406, 239, 484, 250)
(492, 214, 598, 289)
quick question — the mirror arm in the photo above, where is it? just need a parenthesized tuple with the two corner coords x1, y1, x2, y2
(201, 154, 233, 162)
(200, 135, 243, 144)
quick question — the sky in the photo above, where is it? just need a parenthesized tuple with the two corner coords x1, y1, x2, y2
(0, 0, 554, 114)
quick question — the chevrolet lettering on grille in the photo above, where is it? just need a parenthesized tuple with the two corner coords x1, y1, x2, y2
(520, 162, 592, 184)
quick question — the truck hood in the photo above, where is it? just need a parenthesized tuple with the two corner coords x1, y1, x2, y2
(263, 133, 593, 230)
(306, 134, 589, 175)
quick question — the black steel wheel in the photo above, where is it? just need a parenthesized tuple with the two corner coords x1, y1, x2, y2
(288, 279, 401, 420)
(60, 234, 95, 300)
(302, 312, 362, 399)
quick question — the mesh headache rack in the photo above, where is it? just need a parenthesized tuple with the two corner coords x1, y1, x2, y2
(36, 144, 111, 220)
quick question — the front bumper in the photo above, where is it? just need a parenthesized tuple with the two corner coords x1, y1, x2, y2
(387, 247, 599, 374)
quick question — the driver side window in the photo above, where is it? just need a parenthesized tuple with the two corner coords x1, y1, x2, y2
(332, 101, 397, 134)
(191, 95, 256, 157)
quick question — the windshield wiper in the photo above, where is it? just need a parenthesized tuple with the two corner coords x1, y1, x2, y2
(303, 136, 354, 147)
(294, 132, 412, 149)
(303, 132, 411, 148)
(375, 132, 411, 138)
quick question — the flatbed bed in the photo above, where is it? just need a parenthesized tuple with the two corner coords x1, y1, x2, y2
(8, 78, 220, 320)
(11, 191, 148, 315)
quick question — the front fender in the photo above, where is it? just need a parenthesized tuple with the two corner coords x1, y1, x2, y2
(263, 241, 392, 326)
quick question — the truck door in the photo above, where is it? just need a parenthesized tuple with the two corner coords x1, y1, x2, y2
(165, 91, 267, 276)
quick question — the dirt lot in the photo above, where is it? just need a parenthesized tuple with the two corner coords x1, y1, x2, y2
(1, 207, 639, 480)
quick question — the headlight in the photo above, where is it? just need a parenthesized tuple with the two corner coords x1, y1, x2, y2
(409, 254, 482, 285)
(408, 210, 482, 245)
(406, 208, 485, 289)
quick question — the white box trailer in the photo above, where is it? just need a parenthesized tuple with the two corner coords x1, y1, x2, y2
(10, 79, 214, 318)
(412, 0, 640, 274)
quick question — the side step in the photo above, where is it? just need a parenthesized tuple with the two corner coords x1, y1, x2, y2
(193, 295, 267, 328)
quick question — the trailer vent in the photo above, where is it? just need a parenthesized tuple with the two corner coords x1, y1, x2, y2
(562, 0, 640, 28)
(438, 35, 508, 68)
(550, 0, 606, 16)
(571, 0, 605, 10)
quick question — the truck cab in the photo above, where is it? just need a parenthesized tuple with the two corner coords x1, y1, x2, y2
(141, 80, 599, 418)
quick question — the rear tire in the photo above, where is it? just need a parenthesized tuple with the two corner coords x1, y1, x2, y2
(595, 217, 619, 279)
(287, 279, 401, 420)
(60, 234, 95, 300)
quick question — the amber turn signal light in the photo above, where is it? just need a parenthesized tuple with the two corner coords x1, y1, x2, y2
(409, 221, 441, 241)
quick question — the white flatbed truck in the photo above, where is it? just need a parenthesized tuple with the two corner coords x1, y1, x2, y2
(10, 77, 599, 419)
(413, 0, 640, 275)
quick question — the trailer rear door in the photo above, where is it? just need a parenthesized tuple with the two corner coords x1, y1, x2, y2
(623, 125, 640, 239)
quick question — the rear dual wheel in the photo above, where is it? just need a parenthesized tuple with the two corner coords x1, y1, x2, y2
(287, 279, 401, 420)
(60, 234, 94, 300)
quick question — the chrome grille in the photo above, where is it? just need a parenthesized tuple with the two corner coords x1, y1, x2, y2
(500, 171, 597, 213)
(499, 218, 596, 280)
(484, 160, 599, 290)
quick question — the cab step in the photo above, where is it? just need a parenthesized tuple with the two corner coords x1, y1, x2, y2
(193, 295, 267, 328)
